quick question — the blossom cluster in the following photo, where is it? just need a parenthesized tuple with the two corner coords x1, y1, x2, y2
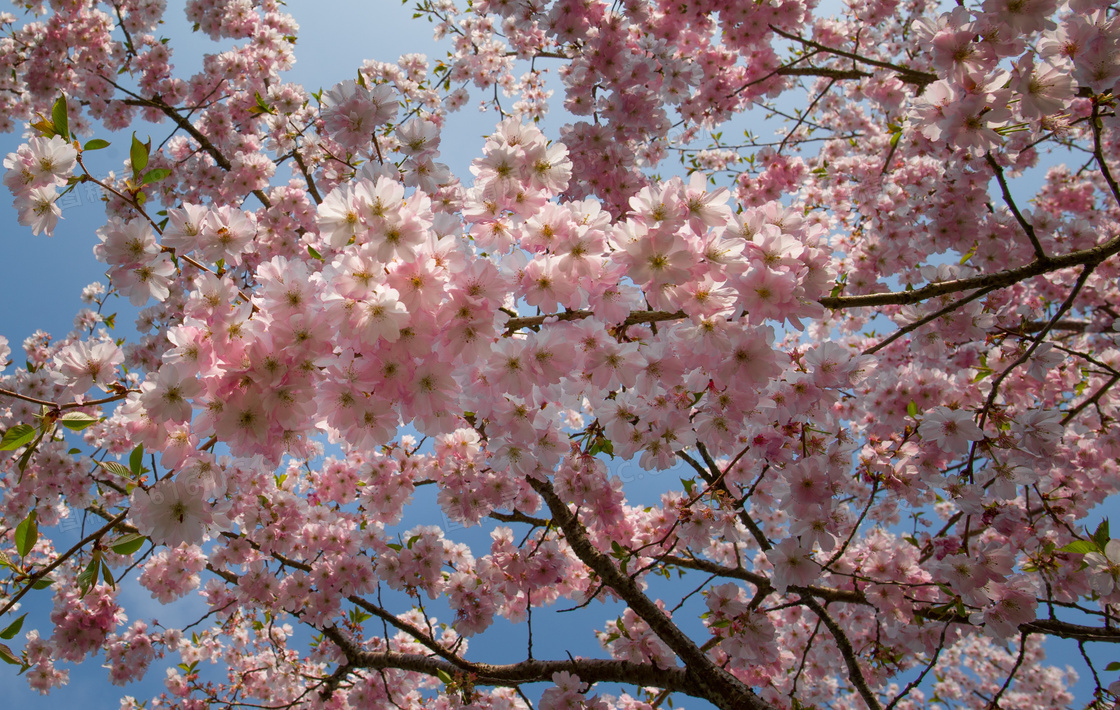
(0, 0, 1118, 709)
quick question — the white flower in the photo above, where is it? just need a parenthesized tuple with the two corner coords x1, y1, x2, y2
(139, 364, 202, 424)
(131, 477, 229, 548)
(919, 406, 985, 453)
(766, 538, 820, 593)
(52, 339, 124, 392)
(17, 186, 61, 236)
(1085, 540, 1120, 596)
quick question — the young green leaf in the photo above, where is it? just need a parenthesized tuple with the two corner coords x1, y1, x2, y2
(14, 511, 38, 558)
(95, 460, 133, 478)
(52, 95, 69, 141)
(17, 441, 36, 474)
(141, 168, 172, 185)
(101, 563, 116, 588)
(0, 424, 36, 451)
(130, 134, 149, 175)
(83, 138, 111, 151)
(1094, 519, 1111, 550)
(110, 533, 147, 555)
(1058, 540, 1098, 554)
(0, 614, 26, 641)
(30, 117, 56, 138)
(59, 412, 99, 431)
(77, 555, 101, 597)
(129, 444, 145, 477)
(0, 643, 20, 666)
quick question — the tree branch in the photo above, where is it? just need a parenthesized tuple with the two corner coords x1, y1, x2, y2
(527, 476, 776, 710)
(319, 625, 706, 696)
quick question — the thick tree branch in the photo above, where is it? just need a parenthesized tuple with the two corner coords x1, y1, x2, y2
(122, 95, 273, 209)
(319, 625, 705, 696)
(800, 596, 883, 710)
(985, 153, 1048, 262)
(768, 26, 937, 87)
(503, 233, 1120, 335)
(527, 476, 776, 710)
(0, 511, 128, 620)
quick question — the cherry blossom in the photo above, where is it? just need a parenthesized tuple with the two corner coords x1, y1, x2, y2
(0, 0, 1119, 708)
(130, 478, 229, 548)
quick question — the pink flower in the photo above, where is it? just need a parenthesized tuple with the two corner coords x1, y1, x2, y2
(317, 182, 367, 249)
(53, 339, 124, 393)
(140, 364, 202, 423)
(16, 186, 61, 236)
(919, 406, 985, 453)
(200, 206, 255, 266)
(162, 204, 209, 253)
(766, 538, 821, 593)
(1085, 540, 1120, 596)
(130, 477, 229, 548)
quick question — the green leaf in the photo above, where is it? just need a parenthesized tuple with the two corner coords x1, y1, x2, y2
(14, 511, 37, 558)
(0, 424, 35, 451)
(129, 444, 145, 477)
(95, 460, 133, 478)
(110, 533, 147, 555)
(83, 139, 110, 151)
(588, 436, 614, 457)
(386, 543, 403, 552)
(249, 91, 275, 116)
(59, 412, 99, 431)
(52, 96, 69, 141)
(77, 555, 100, 597)
(130, 134, 149, 175)
(101, 563, 115, 588)
(0, 614, 26, 640)
(436, 668, 453, 685)
(1107, 661, 1120, 672)
(959, 243, 978, 265)
(141, 168, 172, 185)
(307, 245, 324, 261)
(1058, 540, 1098, 554)
(30, 117, 55, 138)
(906, 401, 918, 418)
(0, 643, 20, 666)
(17, 440, 37, 474)
(30, 578, 53, 590)
(971, 367, 993, 383)
(1094, 519, 1111, 550)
